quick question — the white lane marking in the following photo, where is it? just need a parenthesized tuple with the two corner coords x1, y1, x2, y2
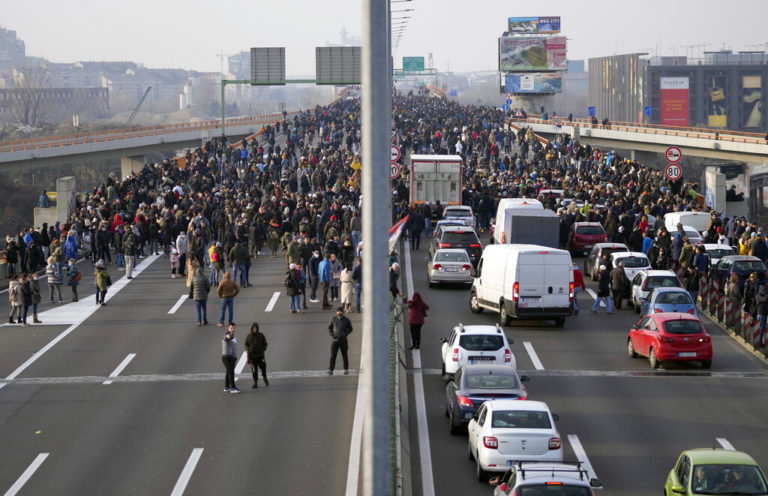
(404, 242, 435, 496)
(523, 342, 545, 370)
(716, 438, 736, 450)
(265, 291, 280, 312)
(585, 288, 606, 307)
(170, 448, 204, 496)
(4, 453, 49, 496)
(103, 353, 136, 385)
(168, 295, 188, 314)
(567, 435, 600, 486)
(344, 322, 366, 496)
(235, 351, 248, 376)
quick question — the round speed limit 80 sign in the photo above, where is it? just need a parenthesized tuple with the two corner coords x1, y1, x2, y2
(664, 163, 682, 181)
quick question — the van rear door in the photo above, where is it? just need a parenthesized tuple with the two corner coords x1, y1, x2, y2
(542, 253, 572, 309)
(516, 253, 545, 309)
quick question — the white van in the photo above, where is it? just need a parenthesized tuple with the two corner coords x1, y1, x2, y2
(664, 211, 711, 234)
(470, 244, 574, 327)
(492, 198, 543, 244)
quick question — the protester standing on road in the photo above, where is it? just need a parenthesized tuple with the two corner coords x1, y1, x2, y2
(46, 256, 63, 303)
(216, 271, 240, 327)
(340, 263, 354, 312)
(123, 224, 138, 279)
(390, 263, 403, 302)
(66, 258, 80, 302)
(19, 273, 32, 326)
(245, 322, 269, 388)
(30, 272, 42, 323)
(221, 323, 240, 394)
(319, 253, 332, 309)
(611, 262, 630, 310)
(352, 258, 362, 313)
(328, 253, 342, 302)
(308, 249, 321, 303)
(591, 265, 613, 314)
(285, 263, 302, 314)
(328, 306, 353, 375)
(8, 274, 22, 324)
(756, 283, 768, 348)
(94, 259, 110, 305)
(189, 267, 211, 326)
(407, 292, 429, 349)
(572, 264, 585, 316)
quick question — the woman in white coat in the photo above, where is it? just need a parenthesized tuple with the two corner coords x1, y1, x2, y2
(340, 264, 354, 312)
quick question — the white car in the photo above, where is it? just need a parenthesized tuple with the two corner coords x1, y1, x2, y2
(468, 400, 563, 481)
(664, 225, 703, 245)
(630, 269, 681, 313)
(609, 251, 651, 280)
(701, 243, 735, 266)
(490, 462, 602, 495)
(440, 324, 516, 379)
(443, 205, 476, 230)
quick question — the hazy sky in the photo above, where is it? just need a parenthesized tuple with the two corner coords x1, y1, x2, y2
(3, 0, 767, 74)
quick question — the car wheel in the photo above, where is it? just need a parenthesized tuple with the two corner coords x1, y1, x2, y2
(444, 402, 450, 418)
(554, 316, 565, 327)
(634, 298, 641, 314)
(627, 339, 638, 358)
(649, 348, 660, 369)
(701, 360, 712, 369)
(428, 278, 435, 288)
(499, 303, 511, 326)
(476, 457, 488, 482)
(449, 411, 461, 435)
(470, 291, 483, 314)
(468, 440, 474, 460)
(441, 362, 446, 380)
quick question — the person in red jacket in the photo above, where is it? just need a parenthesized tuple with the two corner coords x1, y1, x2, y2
(407, 292, 429, 350)
(572, 264, 586, 316)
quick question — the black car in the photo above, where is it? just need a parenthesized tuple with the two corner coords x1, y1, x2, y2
(584, 242, 629, 280)
(444, 364, 529, 434)
(712, 255, 767, 288)
(429, 225, 482, 266)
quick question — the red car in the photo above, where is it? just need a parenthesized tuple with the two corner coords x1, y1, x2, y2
(627, 313, 712, 369)
(568, 222, 607, 256)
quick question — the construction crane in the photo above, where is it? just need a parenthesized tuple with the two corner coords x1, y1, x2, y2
(125, 86, 152, 126)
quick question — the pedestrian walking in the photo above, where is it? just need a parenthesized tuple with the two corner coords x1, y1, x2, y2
(407, 292, 429, 349)
(170, 248, 180, 278)
(328, 253, 342, 302)
(284, 263, 302, 314)
(175, 231, 187, 277)
(94, 259, 111, 305)
(189, 267, 211, 325)
(591, 265, 613, 313)
(390, 263, 403, 302)
(216, 271, 240, 327)
(340, 263, 353, 312)
(319, 253, 332, 309)
(245, 322, 269, 388)
(123, 225, 138, 279)
(756, 283, 768, 348)
(66, 258, 81, 302)
(19, 273, 32, 326)
(30, 272, 42, 323)
(221, 323, 240, 393)
(684, 266, 701, 305)
(327, 306, 353, 375)
(352, 258, 362, 313)
(8, 274, 22, 324)
(572, 264, 585, 315)
(611, 262, 630, 310)
(45, 256, 63, 303)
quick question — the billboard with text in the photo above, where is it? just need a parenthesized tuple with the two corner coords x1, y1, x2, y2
(504, 73, 563, 94)
(508, 16, 561, 35)
(707, 75, 727, 128)
(499, 36, 567, 72)
(742, 75, 763, 128)
(660, 77, 689, 127)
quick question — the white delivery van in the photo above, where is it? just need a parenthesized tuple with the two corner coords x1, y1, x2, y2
(492, 198, 543, 244)
(470, 244, 574, 327)
(664, 211, 711, 234)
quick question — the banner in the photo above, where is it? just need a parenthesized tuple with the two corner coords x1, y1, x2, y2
(508, 16, 561, 35)
(389, 215, 410, 253)
(707, 75, 727, 128)
(660, 77, 690, 127)
(742, 76, 762, 128)
(499, 36, 567, 72)
(504, 73, 563, 94)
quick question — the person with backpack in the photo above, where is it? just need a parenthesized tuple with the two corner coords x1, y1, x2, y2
(66, 258, 81, 302)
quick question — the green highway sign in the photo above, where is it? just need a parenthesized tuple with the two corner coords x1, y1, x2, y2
(403, 56, 425, 72)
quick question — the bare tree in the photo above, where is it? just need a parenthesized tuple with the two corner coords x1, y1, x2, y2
(8, 65, 49, 126)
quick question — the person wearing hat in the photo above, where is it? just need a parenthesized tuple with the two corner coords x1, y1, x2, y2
(591, 264, 613, 314)
(327, 306, 353, 375)
(94, 259, 111, 305)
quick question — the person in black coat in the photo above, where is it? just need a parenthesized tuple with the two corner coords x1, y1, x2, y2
(591, 265, 613, 314)
(327, 307, 353, 375)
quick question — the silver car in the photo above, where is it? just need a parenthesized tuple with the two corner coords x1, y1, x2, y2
(428, 248, 474, 287)
(443, 205, 476, 230)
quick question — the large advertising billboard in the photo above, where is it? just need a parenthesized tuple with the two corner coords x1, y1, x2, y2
(660, 77, 690, 127)
(707, 75, 727, 128)
(508, 16, 561, 35)
(499, 36, 567, 72)
(742, 75, 763, 128)
(504, 73, 563, 94)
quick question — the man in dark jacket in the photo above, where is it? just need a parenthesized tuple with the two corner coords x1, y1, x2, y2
(591, 265, 613, 314)
(123, 224, 138, 279)
(610, 262, 630, 310)
(407, 210, 426, 250)
(245, 322, 269, 387)
(390, 263, 403, 301)
(328, 306, 353, 375)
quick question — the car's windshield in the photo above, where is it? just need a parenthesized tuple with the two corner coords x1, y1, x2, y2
(466, 373, 519, 389)
(459, 335, 504, 351)
(519, 486, 591, 496)
(645, 276, 680, 290)
(691, 464, 768, 494)
(576, 226, 604, 235)
(617, 256, 649, 268)
(733, 260, 767, 273)
(445, 209, 471, 217)
(491, 410, 551, 429)
(655, 292, 693, 305)
(435, 252, 469, 263)
(662, 320, 703, 335)
(443, 232, 479, 244)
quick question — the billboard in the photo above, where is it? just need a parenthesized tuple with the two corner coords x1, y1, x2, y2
(499, 36, 567, 72)
(508, 16, 561, 35)
(250, 47, 285, 85)
(504, 73, 563, 94)
(315, 46, 361, 85)
(660, 77, 689, 127)
(707, 75, 727, 128)
(403, 57, 425, 71)
(742, 75, 763, 128)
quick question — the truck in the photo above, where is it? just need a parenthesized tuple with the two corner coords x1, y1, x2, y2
(409, 154, 463, 208)
(498, 208, 560, 248)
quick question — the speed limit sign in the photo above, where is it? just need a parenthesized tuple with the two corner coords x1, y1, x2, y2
(664, 163, 682, 181)
(390, 162, 401, 179)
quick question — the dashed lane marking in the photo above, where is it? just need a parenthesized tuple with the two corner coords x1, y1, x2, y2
(168, 295, 188, 314)
(103, 353, 136, 385)
(567, 435, 601, 488)
(523, 341, 545, 370)
(4, 453, 49, 496)
(716, 438, 736, 450)
(265, 291, 280, 312)
(585, 288, 606, 307)
(170, 448, 203, 496)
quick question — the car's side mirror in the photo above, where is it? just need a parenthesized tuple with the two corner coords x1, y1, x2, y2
(590, 478, 602, 488)
(552, 413, 560, 421)
(671, 484, 685, 494)
(440, 337, 447, 343)
(508, 338, 514, 345)
(520, 375, 530, 382)
(488, 476, 501, 486)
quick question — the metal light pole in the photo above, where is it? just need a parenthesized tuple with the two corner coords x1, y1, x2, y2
(362, 0, 392, 493)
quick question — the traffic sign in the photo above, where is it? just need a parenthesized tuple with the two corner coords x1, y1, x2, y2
(390, 145, 401, 162)
(664, 163, 683, 181)
(390, 162, 401, 179)
(665, 146, 682, 163)
(506, 98, 512, 105)
(553, 116, 562, 125)
(502, 104, 510, 111)
(451, 89, 457, 97)
(644, 106, 653, 117)
(588, 106, 596, 117)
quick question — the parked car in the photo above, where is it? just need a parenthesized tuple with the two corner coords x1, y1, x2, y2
(429, 225, 482, 266)
(711, 255, 767, 288)
(642, 287, 698, 317)
(443, 205, 476, 230)
(584, 242, 629, 280)
(440, 324, 516, 379)
(610, 251, 652, 281)
(630, 270, 682, 313)
(664, 448, 768, 495)
(444, 364, 529, 434)
(468, 400, 563, 481)
(568, 222, 607, 256)
(627, 312, 712, 369)
(490, 462, 601, 495)
(427, 248, 474, 287)
(700, 243, 735, 266)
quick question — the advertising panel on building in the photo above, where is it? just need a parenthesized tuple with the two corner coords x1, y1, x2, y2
(741, 75, 762, 128)
(504, 73, 563, 94)
(660, 77, 690, 126)
(507, 16, 561, 35)
(499, 36, 567, 72)
(707, 74, 727, 128)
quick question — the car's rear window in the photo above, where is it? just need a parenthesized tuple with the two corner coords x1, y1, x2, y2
(645, 276, 680, 290)
(434, 252, 469, 263)
(466, 374, 519, 389)
(602, 247, 627, 256)
(655, 292, 693, 305)
(662, 319, 703, 335)
(519, 486, 591, 496)
(491, 410, 551, 429)
(443, 231, 479, 244)
(708, 249, 733, 259)
(618, 256, 649, 268)
(576, 226, 604, 235)
(733, 260, 767, 272)
(445, 209, 471, 217)
(459, 335, 504, 351)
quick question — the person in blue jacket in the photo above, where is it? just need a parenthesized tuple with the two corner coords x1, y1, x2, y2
(318, 254, 331, 310)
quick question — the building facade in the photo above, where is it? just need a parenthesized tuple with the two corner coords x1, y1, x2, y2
(0, 27, 25, 72)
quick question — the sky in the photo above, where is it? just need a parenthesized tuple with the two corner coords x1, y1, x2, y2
(2, 0, 767, 75)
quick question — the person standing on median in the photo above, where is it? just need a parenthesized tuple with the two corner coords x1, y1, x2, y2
(328, 306, 353, 375)
(216, 271, 240, 327)
(123, 223, 138, 279)
(245, 322, 269, 388)
(221, 323, 240, 394)
(94, 259, 110, 305)
(189, 266, 211, 326)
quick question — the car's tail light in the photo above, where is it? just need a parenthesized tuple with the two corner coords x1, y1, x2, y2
(501, 232, 505, 243)
(569, 282, 574, 300)
(687, 309, 695, 314)
(504, 349, 512, 362)
(457, 395, 473, 407)
(483, 436, 498, 449)
(470, 243, 481, 248)
(512, 282, 519, 302)
(659, 336, 673, 343)
(548, 437, 562, 450)
(654, 308, 663, 313)
(518, 395, 527, 400)
(699, 335, 711, 343)
(452, 348, 459, 362)
(432, 263, 442, 270)
(438, 243, 451, 248)
(462, 264, 472, 270)
(545, 482, 564, 486)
